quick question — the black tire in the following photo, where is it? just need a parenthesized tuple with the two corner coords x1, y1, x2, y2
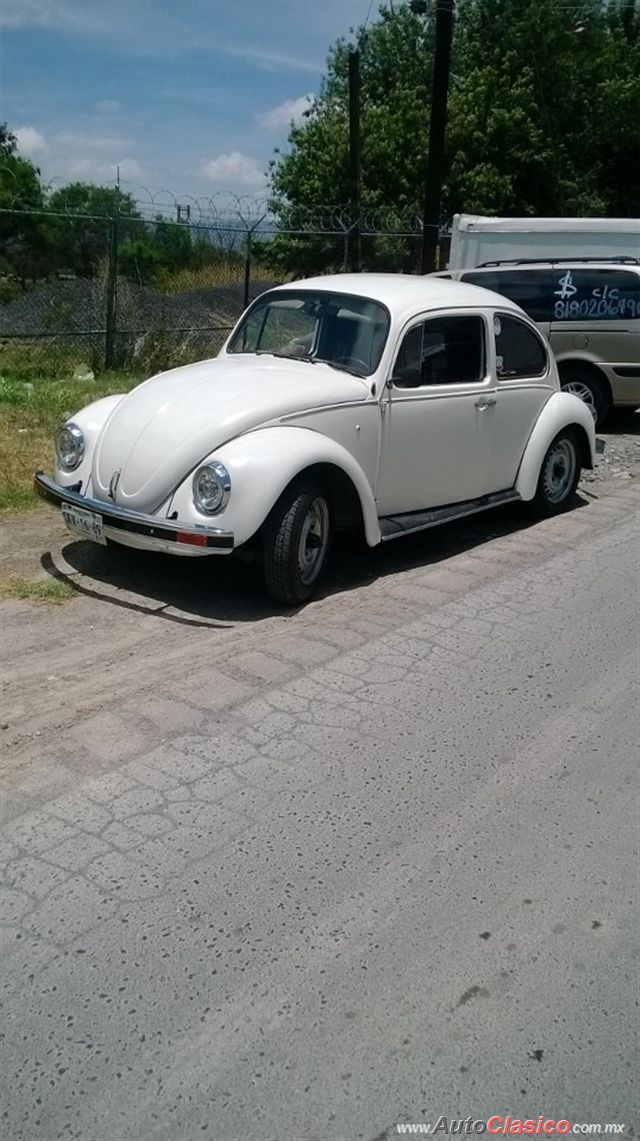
(263, 479, 332, 605)
(528, 429, 582, 518)
(560, 364, 611, 428)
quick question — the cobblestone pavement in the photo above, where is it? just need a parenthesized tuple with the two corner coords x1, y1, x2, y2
(1, 482, 639, 1140)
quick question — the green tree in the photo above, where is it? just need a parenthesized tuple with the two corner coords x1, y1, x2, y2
(45, 183, 141, 277)
(447, 0, 640, 216)
(265, 4, 433, 274)
(119, 217, 197, 284)
(0, 124, 48, 286)
(265, 1, 640, 276)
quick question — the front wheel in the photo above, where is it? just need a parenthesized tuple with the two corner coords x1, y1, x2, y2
(528, 430, 582, 518)
(263, 480, 332, 605)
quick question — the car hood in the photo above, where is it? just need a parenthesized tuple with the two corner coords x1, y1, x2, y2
(92, 354, 369, 511)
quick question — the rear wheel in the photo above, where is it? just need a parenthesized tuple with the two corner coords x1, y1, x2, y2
(263, 479, 332, 605)
(560, 365, 610, 428)
(528, 430, 581, 518)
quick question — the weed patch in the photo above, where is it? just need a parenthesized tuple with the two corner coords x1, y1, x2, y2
(0, 369, 140, 514)
(0, 575, 75, 604)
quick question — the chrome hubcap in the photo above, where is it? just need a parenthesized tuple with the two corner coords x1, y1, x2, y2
(298, 497, 329, 585)
(563, 381, 597, 422)
(543, 439, 577, 504)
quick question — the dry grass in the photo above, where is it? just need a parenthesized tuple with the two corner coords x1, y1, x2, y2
(0, 370, 140, 514)
(153, 260, 248, 294)
(0, 406, 56, 512)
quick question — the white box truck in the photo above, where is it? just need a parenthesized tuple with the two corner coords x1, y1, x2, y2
(448, 214, 640, 269)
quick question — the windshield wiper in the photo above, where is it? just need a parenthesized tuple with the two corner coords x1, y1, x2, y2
(255, 351, 317, 363)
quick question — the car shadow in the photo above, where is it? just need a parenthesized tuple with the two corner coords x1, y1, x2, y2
(40, 494, 591, 626)
(601, 409, 639, 436)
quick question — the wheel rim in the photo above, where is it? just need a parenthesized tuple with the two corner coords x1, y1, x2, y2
(297, 497, 330, 585)
(542, 438, 577, 504)
(562, 380, 597, 422)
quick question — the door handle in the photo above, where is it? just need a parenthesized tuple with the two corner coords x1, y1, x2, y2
(475, 395, 497, 409)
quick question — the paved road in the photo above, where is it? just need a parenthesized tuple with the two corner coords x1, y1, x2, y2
(1, 485, 639, 1140)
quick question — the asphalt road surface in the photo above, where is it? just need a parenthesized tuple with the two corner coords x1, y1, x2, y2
(1, 484, 639, 1140)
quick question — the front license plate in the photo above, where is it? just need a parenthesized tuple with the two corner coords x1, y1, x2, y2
(61, 503, 106, 545)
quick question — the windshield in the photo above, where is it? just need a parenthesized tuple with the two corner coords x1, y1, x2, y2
(227, 290, 390, 376)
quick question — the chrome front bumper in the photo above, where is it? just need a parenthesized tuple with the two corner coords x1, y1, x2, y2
(34, 473, 235, 551)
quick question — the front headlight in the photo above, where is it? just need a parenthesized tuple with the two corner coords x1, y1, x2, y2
(193, 462, 231, 515)
(55, 423, 85, 471)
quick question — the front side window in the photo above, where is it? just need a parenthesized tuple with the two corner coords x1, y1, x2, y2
(495, 314, 548, 379)
(551, 268, 640, 321)
(393, 314, 486, 387)
(461, 269, 552, 322)
(227, 290, 389, 376)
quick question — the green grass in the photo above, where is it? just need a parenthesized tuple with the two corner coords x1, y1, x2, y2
(0, 367, 141, 514)
(0, 575, 76, 604)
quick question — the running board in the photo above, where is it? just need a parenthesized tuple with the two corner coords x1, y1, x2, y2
(379, 490, 521, 541)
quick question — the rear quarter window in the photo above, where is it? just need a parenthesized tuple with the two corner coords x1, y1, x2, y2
(495, 314, 548, 379)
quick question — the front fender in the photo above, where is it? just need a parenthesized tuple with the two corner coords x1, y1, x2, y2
(515, 391, 596, 501)
(169, 426, 381, 547)
(55, 394, 126, 491)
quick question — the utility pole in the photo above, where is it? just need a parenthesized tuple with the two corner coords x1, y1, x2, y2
(421, 0, 454, 274)
(348, 48, 362, 273)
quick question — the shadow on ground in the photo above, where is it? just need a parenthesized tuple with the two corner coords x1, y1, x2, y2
(40, 495, 590, 627)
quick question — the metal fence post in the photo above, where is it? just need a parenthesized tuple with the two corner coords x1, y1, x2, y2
(104, 205, 118, 370)
(243, 229, 252, 311)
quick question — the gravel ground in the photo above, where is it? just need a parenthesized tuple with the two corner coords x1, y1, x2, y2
(582, 410, 639, 486)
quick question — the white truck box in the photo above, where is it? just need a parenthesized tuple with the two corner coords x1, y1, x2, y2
(448, 214, 640, 270)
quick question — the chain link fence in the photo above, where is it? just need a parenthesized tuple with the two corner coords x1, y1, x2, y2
(0, 187, 444, 375)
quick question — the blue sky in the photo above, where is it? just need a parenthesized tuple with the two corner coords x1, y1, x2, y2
(2, 0, 375, 201)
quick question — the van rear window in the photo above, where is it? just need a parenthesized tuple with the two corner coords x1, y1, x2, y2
(550, 269, 640, 321)
(462, 267, 640, 323)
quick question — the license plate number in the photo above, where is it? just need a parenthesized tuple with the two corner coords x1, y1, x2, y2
(61, 503, 106, 545)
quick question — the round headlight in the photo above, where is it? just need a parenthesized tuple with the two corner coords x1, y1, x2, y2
(193, 462, 231, 515)
(55, 423, 85, 471)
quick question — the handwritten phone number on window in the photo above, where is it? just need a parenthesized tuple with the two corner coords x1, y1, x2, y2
(554, 295, 640, 320)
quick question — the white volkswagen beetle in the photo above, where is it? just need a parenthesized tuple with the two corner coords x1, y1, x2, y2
(35, 274, 596, 604)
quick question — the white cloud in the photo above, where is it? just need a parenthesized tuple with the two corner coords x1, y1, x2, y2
(14, 124, 143, 185)
(226, 44, 322, 75)
(15, 125, 49, 158)
(202, 151, 265, 189)
(56, 131, 131, 153)
(57, 156, 142, 183)
(94, 99, 121, 114)
(256, 95, 313, 131)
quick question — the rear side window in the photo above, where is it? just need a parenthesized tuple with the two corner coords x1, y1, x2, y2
(461, 269, 552, 322)
(551, 269, 640, 321)
(495, 314, 547, 379)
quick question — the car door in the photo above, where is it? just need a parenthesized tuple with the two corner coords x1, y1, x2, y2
(486, 311, 556, 492)
(375, 310, 496, 516)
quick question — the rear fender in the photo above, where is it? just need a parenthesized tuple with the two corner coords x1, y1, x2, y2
(516, 391, 596, 501)
(169, 426, 381, 547)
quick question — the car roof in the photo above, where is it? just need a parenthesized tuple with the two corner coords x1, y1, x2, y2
(269, 273, 523, 322)
(459, 261, 640, 272)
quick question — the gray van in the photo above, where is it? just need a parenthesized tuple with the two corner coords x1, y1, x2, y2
(439, 259, 640, 426)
